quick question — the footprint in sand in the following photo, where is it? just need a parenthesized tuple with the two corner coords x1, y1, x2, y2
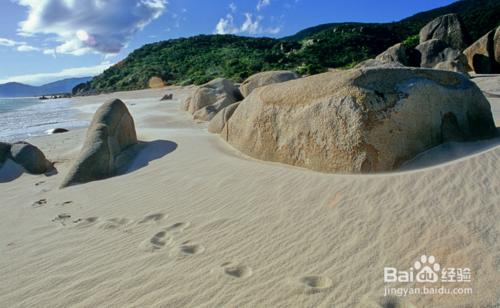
(32, 199, 47, 208)
(166, 222, 190, 233)
(73, 217, 99, 228)
(138, 213, 166, 224)
(297, 276, 333, 294)
(35, 181, 45, 186)
(221, 262, 253, 279)
(57, 201, 74, 206)
(99, 218, 131, 230)
(52, 213, 72, 226)
(173, 241, 205, 256)
(140, 231, 173, 252)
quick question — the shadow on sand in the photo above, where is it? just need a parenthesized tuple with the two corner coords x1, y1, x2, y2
(0, 159, 58, 183)
(117, 140, 178, 175)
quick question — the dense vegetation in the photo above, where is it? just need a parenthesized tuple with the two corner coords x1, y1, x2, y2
(79, 0, 500, 94)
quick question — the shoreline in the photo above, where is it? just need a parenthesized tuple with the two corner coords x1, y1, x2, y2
(1, 80, 500, 307)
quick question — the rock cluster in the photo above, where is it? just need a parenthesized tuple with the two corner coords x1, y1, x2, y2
(0, 141, 52, 174)
(215, 67, 496, 173)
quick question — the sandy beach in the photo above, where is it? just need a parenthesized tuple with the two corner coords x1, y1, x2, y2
(1, 77, 499, 307)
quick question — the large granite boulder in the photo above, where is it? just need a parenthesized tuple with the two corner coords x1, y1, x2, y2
(208, 103, 240, 134)
(182, 78, 242, 121)
(419, 14, 469, 50)
(222, 68, 496, 173)
(240, 71, 299, 97)
(10, 141, 52, 174)
(354, 59, 405, 69)
(463, 26, 500, 74)
(61, 99, 137, 188)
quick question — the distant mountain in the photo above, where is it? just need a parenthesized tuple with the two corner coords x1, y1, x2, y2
(0, 77, 93, 98)
(84, 0, 500, 93)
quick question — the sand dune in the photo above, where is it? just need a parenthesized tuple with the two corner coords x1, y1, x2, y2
(0, 81, 499, 307)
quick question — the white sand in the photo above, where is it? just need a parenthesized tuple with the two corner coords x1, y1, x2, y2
(0, 80, 499, 307)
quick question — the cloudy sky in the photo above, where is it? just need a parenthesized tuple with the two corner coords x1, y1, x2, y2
(0, 0, 456, 85)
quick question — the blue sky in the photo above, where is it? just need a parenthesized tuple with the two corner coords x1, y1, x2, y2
(0, 0, 456, 85)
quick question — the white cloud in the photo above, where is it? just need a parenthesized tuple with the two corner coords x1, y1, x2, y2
(0, 63, 113, 85)
(215, 14, 239, 35)
(214, 13, 280, 36)
(0, 38, 22, 47)
(15, 0, 167, 55)
(229, 2, 237, 13)
(241, 13, 261, 34)
(16, 44, 40, 52)
(257, 0, 271, 11)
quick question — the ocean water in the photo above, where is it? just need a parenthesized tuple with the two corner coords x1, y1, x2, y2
(0, 97, 88, 142)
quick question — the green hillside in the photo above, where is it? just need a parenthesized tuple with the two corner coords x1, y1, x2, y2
(77, 0, 500, 94)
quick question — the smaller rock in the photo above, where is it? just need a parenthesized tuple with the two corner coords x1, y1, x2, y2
(240, 71, 299, 97)
(160, 93, 173, 101)
(10, 141, 52, 174)
(375, 43, 409, 66)
(208, 103, 240, 134)
(416, 39, 464, 68)
(433, 59, 469, 75)
(51, 128, 69, 134)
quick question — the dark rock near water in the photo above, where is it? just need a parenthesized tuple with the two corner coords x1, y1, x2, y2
(9, 141, 52, 174)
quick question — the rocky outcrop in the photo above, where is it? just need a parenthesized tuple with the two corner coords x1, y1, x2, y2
(463, 26, 500, 74)
(9, 141, 52, 174)
(433, 59, 469, 75)
(222, 68, 496, 174)
(61, 99, 138, 188)
(182, 78, 242, 121)
(419, 14, 469, 50)
(240, 71, 299, 97)
(208, 103, 240, 134)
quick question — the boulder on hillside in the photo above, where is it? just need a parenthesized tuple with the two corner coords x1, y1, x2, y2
(182, 78, 242, 121)
(222, 67, 496, 174)
(148, 76, 166, 89)
(208, 102, 240, 134)
(463, 26, 500, 74)
(10, 141, 52, 174)
(419, 14, 469, 50)
(240, 71, 299, 97)
(61, 99, 138, 188)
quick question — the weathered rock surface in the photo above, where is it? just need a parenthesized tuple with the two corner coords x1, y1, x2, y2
(354, 59, 405, 69)
(240, 71, 299, 97)
(419, 14, 469, 50)
(208, 103, 240, 134)
(416, 39, 463, 68)
(182, 78, 242, 121)
(463, 26, 500, 74)
(375, 43, 410, 66)
(223, 68, 496, 174)
(433, 59, 469, 75)
(61, 99, 137, 187)
(10, 141, 52, 174)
